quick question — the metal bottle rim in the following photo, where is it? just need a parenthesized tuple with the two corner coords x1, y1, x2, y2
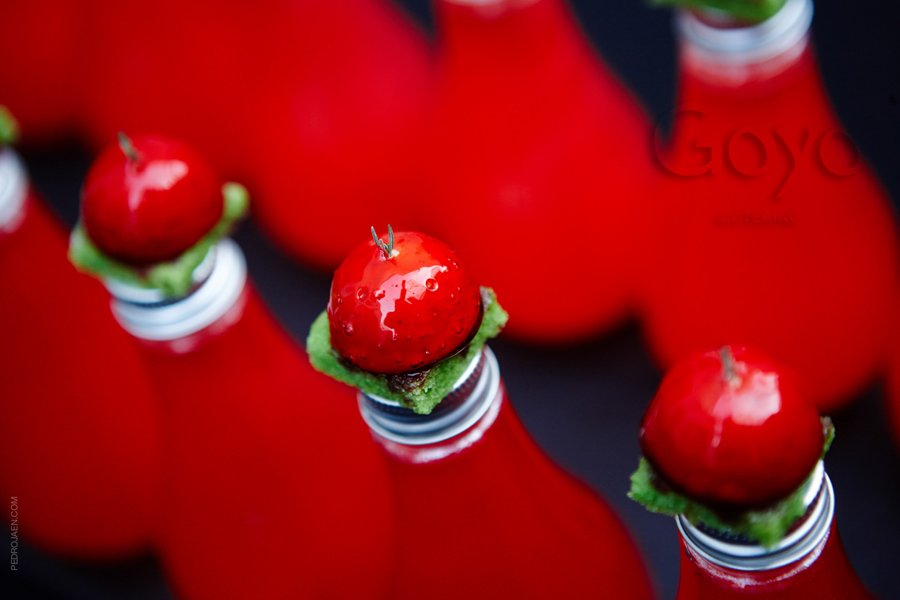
(0, 149, 28, 234)
(677, 461, 833, 572)
(108, 238, 247, 341)
(676, 0, 814, 64)
(359, 347, 500, 446)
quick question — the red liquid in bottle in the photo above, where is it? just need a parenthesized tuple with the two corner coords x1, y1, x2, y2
(108, 241, 394, 599)
(0, 0, 80, 142)
(424, 0, 654, 343)
(361, 350, 655, 599)
(242, 0, 435, 270)
(674, 470, 871, 599)
(642, 0, 900, 412)
(0, 150, 160, 558)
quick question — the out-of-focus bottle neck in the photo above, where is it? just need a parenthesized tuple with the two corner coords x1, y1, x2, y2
(0, 149, 28, 235)
(359, 347, 502, 463)
(106, 239, 248, 348)
(677, 0, 814, 87)
(677, 461, 832, 572)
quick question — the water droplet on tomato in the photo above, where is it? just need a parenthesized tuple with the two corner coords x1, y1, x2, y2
(356, 287, 369, 300)
(342, 323, 354, 336)
(425, 278, 438, 292)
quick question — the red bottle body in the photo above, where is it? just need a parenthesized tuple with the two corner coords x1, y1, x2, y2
(129, 273, 394, 599)
(0, 0, 80, 142)
(676, 522, 870, 599)
(368, 358, 654, 599)
(246, 0, 434, 270)
(642, 2, 900, 412)
(0, 174, 160, 557)
(424, 0, 653, 343)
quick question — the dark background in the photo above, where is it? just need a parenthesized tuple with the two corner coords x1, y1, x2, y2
(6, 0, 900, 598)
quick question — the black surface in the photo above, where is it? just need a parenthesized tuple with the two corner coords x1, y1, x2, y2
(6, 0, 900, 598)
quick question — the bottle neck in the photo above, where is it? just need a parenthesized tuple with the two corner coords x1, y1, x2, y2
(359, 347, 502, 461)
(436, 0, 581, 74)
(677, 461, 832, 572)
(0, 149, 28, 235)
(106, 238, 248, 346)
(677, 0, 813, 87)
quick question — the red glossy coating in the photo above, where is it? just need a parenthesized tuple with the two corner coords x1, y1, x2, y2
(641, 39, 900, 412)
(0, 191, 161, 558)
(81, 134, 222, 266)
(375, 383, 655, 599)
(144, 285, 395, 599)
(328, 230, 482, 374)
(676, 522, 872, 599)
(422, 0, 654, 343)
(640, 345, 823, 507)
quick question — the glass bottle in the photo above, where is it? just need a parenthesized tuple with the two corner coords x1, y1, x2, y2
(359, 347, 655, 599)
(674, 462, 871, 599)
(105, 238, 395, 599)
(424, 0, 654, 344)
(642, 0, 900, 412)
(0, 147, 161, 558)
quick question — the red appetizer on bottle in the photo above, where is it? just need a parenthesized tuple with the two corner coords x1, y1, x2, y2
(328, 226, 482, 375)
(641, 345, 823, 508)
(71, 134, 394, 599)
(631, 344, 871, 599)
(0, 110, 161, 559)
(81, 133, 223, 265)
(307, 226, 654, 599)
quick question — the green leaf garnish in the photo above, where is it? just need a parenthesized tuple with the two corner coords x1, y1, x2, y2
(69, 182, 249, 298)
(650, 0, 787, 23)
(0, 106, 20, 147)
(307, 287, 508, 415)
(628, 417, 834, 548)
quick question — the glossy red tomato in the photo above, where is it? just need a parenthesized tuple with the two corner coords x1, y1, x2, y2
(640, 345, 823, 508)
(81, 134, 222, 265)
(328, 228, 482, 374)
(422, 0, 653, 343)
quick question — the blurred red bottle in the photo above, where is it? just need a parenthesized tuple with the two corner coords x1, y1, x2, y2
(641, 0, 900, 412)
(71, 133, 393, 597)
(0, 1, 81, 142)
(245, 0, 434, 270)
(0, 148, 160, 558)
(423, 0, 654, 343)
(359, 349, 655, 599)
(77, 0, 258, 176)
(674, 465, 871, 599)
(101, 240, 394, 599)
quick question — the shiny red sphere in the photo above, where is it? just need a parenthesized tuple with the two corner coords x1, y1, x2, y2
(81, 134, 222, 266)
(640, 345, 823, 508)
(328, 230, 482, 375)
